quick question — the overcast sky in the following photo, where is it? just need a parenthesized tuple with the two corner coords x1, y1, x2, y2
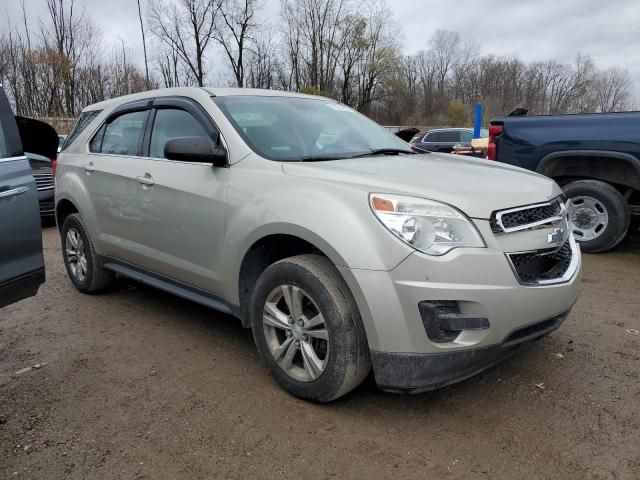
(3, 0, 639, 100)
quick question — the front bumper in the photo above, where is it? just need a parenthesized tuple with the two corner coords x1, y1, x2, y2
(372, 310, 569, 393)
(337, 231, 581, 392)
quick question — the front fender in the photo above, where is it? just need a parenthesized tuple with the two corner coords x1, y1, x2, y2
(217, 163, 415, 304)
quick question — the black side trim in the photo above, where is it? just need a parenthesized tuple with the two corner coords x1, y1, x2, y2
(0, 267, 45, 308)
(101, 256, 234, 315)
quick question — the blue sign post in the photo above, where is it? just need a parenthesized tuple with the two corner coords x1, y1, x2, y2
(473, 103, 483, 139)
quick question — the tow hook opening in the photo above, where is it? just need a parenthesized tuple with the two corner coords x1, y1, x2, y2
(418, 301, 490, 343)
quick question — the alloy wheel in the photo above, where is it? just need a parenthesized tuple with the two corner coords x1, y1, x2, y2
(66, 228, 88, 282)
(262, 285, 329, 382)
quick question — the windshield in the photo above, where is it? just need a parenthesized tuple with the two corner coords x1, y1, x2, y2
(213, 96, 411, 161)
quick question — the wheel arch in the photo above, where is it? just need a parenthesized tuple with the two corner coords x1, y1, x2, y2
(234, 225, 349, 326)
(537, 150, 640, 190)
(55, 198, 79, 231)
(233, 228, 378, 351)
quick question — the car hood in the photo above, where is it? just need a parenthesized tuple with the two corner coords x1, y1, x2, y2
(282, 153, 561, 219)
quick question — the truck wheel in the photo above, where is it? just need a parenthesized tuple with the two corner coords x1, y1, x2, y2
(564, 180, 630, 253)
(61, 214, 114, 292)
(250, 254, 370, 402)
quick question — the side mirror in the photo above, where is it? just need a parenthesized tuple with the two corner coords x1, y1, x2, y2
(164, 136, 227, 166)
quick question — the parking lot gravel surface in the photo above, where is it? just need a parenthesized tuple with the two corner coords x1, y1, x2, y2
(1, 227, 639, 479)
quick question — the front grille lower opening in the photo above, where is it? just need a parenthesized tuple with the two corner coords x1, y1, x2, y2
(508, 240, 572, 284)
(503, 312, 568, 347)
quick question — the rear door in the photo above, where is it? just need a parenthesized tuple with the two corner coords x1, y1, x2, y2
(0, 87, 45, 308)
(83, 100, 152, 264)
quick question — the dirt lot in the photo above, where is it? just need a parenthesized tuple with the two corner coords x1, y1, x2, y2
(1, 228, 639, 480)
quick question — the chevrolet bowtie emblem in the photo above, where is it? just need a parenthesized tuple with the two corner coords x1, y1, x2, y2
(547, 228, 565, 246)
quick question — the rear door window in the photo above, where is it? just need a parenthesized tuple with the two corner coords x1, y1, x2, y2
(91, 110, 148, 156)
(460, 131, 473, 143)
(149, 108, 209, 159)
(424, 132, 440, 142)
(440, 131, 460, 143)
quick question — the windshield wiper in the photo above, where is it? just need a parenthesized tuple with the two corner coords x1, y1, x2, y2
(350, 148, 415, 158)
(296, 148, 415, 162)
(297, 154, 355, 162)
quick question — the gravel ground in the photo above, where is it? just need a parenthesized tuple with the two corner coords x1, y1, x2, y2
(1, 227, 639, 480)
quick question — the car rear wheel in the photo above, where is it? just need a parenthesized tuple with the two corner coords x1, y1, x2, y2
(250, 254, 370, 402)
(61, 214, 114, 292)
(564, 180, 630, 253)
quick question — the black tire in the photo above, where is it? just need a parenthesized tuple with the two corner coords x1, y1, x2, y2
(250, 254, 371, 402)
(564, 180, 630, 253)
(61, 213, 114, 292)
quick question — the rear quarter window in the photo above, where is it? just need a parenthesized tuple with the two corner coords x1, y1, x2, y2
(61, 110, 101, 151)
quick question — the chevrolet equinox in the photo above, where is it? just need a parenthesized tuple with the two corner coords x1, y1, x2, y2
(55, 87, 581, 402)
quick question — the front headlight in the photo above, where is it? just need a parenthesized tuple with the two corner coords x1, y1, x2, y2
(370, 193, 485, 255)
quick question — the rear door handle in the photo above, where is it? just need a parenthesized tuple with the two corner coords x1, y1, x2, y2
(83, 163, 95, 173)
(136, 174, 154, 186)
(0, 186, 29, 199)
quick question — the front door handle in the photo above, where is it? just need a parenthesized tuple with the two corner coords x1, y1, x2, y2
(0, 186, 29, 199)
(83, 162, 95, 173)
(136, 174, 154, 186)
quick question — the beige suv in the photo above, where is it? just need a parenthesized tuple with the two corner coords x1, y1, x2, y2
(55, 87, 581, 402)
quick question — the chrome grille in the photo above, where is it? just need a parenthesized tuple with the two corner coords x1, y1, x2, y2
(33, 173, 54, 191)
(491, 197, 565, 233)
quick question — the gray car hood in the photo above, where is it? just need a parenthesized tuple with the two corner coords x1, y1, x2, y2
(282, 153, 560, 219)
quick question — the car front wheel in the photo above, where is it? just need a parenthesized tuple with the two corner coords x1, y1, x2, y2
(250, 254, 370, 402)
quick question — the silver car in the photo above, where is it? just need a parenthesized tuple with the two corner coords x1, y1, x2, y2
(55, 87, 581, 402)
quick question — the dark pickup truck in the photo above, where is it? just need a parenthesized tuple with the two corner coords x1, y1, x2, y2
(489, 112, 640, 252)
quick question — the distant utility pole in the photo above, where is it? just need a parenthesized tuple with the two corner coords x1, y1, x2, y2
(137, 0, 150, 88)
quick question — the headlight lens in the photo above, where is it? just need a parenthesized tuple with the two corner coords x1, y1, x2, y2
(370, 193, 485, 255)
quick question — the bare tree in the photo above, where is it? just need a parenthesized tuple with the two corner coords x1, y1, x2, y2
(214, 0, 258, 87)
(353, 1, 400, 112)
(246, 26, 280, 89)
(430, 30, 460, 94)
(148, 0, 220, 86)
(594, 68, 632, 112)
(156, 42, 184, 87)
(40, 0, 99, 115)
(281, 0, 348, 93)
